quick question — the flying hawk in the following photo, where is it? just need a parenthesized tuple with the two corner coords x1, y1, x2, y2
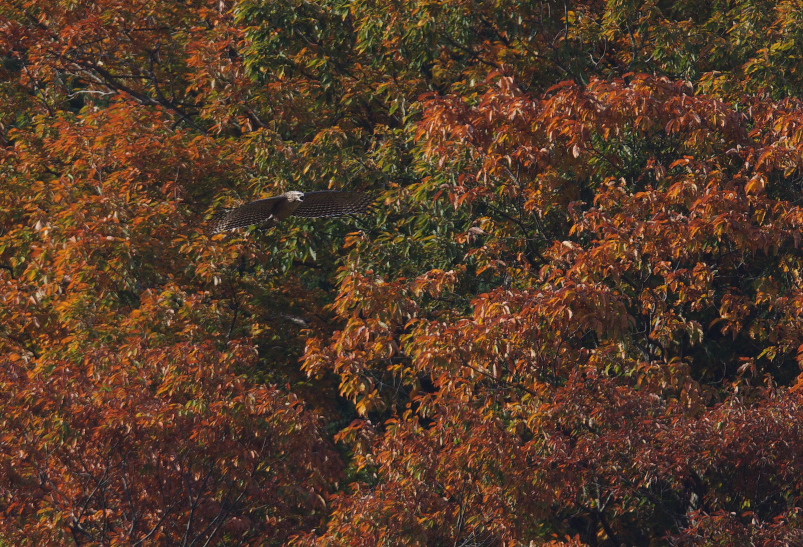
(211, 190, 372, 233)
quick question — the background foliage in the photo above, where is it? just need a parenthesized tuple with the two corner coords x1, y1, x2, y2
(3, 0, 803, 545)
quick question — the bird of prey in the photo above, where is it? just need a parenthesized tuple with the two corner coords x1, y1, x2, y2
(210, 190, 372, 234)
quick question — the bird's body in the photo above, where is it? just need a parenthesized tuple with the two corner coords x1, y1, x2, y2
(211, 190, 371, 233)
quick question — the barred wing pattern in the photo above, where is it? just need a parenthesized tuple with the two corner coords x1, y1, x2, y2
(293, 191, 373, 218)
(210, 195, 285, 234)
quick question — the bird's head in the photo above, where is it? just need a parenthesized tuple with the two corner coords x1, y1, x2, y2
(286, 191, 305, 202)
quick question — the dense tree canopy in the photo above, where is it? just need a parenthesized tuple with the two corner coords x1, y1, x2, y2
(3, 0, 803, 545)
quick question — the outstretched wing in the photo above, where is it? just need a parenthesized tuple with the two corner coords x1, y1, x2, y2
(293, 191, 372, 218)
(211, 195, 285, 233)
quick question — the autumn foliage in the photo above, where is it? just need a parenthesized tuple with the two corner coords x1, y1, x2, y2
(3, 0, 803, 545)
